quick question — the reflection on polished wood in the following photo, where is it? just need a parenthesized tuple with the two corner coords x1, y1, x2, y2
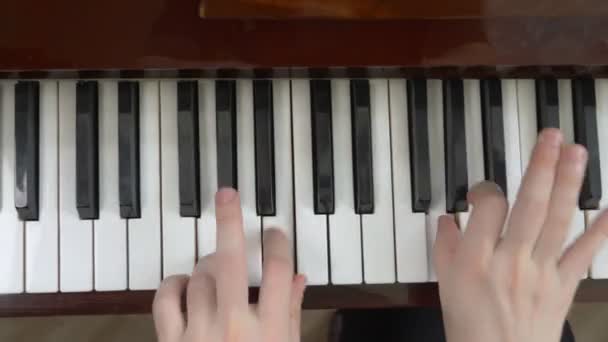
(1, 280, 608, 316)
(200, 0, 608, 18)
(0, 0, 607, 75)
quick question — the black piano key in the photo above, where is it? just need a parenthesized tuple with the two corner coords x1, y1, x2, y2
(480, 78, 508, 197)
(443, 79, 469, 213)
(572, 77, 602, 209)
(536, 78, 560, 130)
(253, 80, 276, 216)
(350, 79, 374, 214)
(76, 81, 99, 220)
(407, 79, 431, 213)
(14, 81, 39, 221)
(216, 80, 238, 189)
(310, 79, 335, 214)
(177, 81, 201, 217)
(118, 81, 141, 219)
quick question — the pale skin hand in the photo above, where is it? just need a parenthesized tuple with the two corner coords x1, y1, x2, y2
(153, 129, 606, 342)
(153, 188, 306, 342)
(434, 128, 608, 342)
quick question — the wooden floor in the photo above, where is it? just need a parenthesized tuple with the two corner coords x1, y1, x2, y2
(0, 304, 604, 342)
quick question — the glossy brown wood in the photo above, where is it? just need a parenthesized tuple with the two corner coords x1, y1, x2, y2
(2, 0, 608, 318)
(0, 0, 607, 77)
(1, 280, 607, 316)
(201, 0, 608, 18)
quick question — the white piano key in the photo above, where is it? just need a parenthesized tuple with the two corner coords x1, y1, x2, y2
(25, 81, 59, 293)
(591, 79, 608, 278)
(517, 79, 538, 172)
(0, 81, 24, 293)
(263, 79, 295, 259)
(94, 81, 127, 291)
(128, 80, 162, 290)
(502, 80, 522, 208)
(59, 80, 93, 292)
(198, 79, 217, 259)
(389, 79, 427, 283)
(361, 79, 395, 284)
(236, 79, 263, 286)
(292, 79, 329, 285)
(460, 79, 485, 231)
(160, 80, 196, 277)
(558, 79, 585, 250)
(327, 79, 363, 285)
(427, 79, 447, 282)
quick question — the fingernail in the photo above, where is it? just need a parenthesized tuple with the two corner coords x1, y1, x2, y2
(538, 128, 563, 147)
(478, 181, 503, 194)
(297, 274, 308, 290)
(216, 187, 237, 204)
(493, 182, 504, 194)
(570, 144, 588, 162)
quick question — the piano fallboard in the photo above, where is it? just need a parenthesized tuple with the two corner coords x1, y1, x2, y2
(1, 0, 608, 78)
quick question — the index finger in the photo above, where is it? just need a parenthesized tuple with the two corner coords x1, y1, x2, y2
(214, 188, 249, 312)
(501, 128, 562, 252)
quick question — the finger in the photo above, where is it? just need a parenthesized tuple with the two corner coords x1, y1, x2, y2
(187, 254, 217, 326)
(153, 275, 189, 342)
(214, 188, 249, 313)
(462, 181, 508, 259)
(559, 209, 608, 291)
(433, 215, 461, 278)
(534, 145, 588, 263)
(501, 128, 562, 252)
(259, 228, 294, 333)
(290, 274, 307, 342)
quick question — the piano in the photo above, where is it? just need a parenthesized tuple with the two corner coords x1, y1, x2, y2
(1, 0, 608, 317)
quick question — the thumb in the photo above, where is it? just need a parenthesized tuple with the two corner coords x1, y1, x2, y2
(433, 215, 461, 278)
(153, 275, 189, 342)
(289, 274, 307, 342)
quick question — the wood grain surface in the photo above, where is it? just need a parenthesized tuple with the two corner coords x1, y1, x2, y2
(200, 0, 608, 18)
(0, 0, 607, 76)
(2, 280, 608, 316)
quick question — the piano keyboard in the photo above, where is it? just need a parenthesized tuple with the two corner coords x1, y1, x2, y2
(1, 78, 607, 294)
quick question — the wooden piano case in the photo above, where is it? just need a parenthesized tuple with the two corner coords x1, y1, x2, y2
(1, 0, 607, 78)
(1, 0, 608, 316)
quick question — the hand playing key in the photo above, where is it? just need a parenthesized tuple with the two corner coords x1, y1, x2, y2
(434, 128, 608, 342)
(153, 188, 306, 342)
